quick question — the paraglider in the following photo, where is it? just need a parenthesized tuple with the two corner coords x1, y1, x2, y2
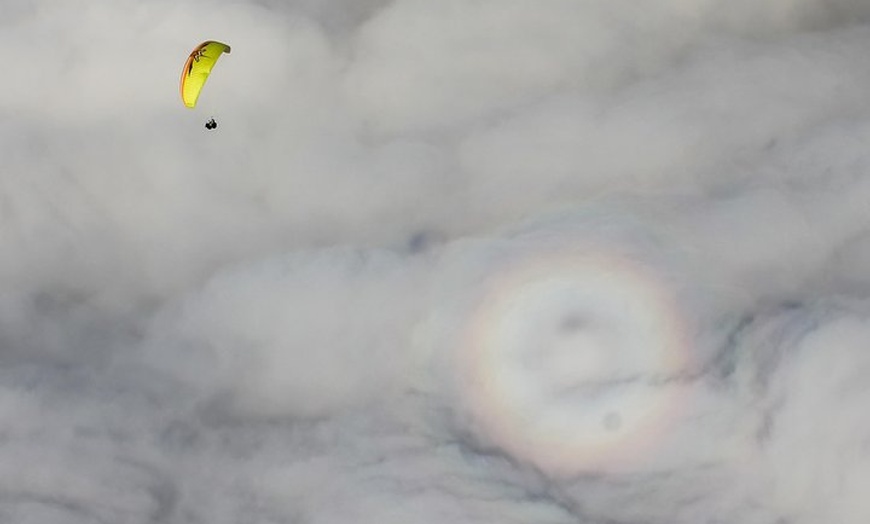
(180, 40, 231, 129)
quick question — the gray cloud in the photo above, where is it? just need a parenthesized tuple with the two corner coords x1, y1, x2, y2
(2, 0, 870, 522)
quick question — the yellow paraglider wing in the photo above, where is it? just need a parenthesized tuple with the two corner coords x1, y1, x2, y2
(180, 41, 231, 108)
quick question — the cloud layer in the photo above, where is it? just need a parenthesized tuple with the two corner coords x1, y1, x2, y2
(3, 0, 870, 522)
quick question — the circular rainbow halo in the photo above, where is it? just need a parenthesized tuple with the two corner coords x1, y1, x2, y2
(454, 247, 693, 476)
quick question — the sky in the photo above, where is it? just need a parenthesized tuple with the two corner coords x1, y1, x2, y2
(2, 0, 870, 522)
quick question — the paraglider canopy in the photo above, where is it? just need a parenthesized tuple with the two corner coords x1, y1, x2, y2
(179, 40, 231, 108)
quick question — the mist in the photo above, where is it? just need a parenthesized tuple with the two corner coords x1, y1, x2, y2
(3, 0, 870, 522)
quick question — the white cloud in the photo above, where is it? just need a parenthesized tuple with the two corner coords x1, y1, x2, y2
(141, 247, 428, 418)
(2, 0, 870, 522)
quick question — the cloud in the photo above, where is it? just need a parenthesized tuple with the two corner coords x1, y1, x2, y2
(2, 0, 870, 522)
(141, 247, 428, 419)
